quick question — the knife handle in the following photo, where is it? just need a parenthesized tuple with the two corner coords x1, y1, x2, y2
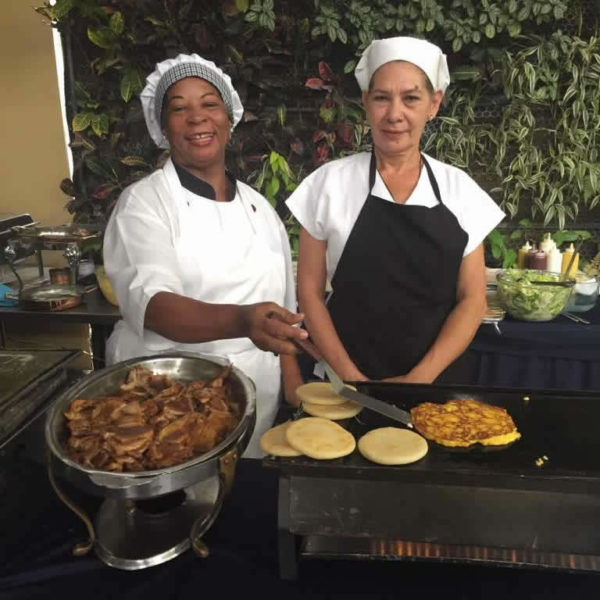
(266, 312, 323, 362)
(293, 335, 323, 363)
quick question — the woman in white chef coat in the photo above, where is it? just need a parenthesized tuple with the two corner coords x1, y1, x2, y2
(287, 37, 504, 384)
(104, 54, 306, 457)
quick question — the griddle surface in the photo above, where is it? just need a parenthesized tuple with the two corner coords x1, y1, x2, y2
(266, 382, 600, 488)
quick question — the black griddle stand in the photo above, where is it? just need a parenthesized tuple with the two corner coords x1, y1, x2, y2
(266, 382, 600, 580)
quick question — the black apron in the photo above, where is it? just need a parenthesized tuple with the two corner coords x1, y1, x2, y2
(327, 152, 469, 381)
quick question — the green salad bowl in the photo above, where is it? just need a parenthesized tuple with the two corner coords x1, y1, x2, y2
(497, 269, 575, 322)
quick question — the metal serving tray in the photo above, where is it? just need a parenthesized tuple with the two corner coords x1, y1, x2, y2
(10, 224, 99, 244)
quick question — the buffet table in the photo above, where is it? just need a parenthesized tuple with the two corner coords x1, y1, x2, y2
(1, 286, 599, 389)
(1, 442, 600, 600)
(0, 288, 119, 367)
(471, 302, 600, 390)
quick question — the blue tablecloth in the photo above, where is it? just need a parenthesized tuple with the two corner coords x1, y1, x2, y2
(470, 303, 600, 390)
(2, 454, 600, 600)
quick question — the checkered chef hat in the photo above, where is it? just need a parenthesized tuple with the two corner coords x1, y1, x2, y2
(140, 53, 244, 149)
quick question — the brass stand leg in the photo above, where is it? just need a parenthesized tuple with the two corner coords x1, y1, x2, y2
(47, 453, 95, 556)
(191, 536, 210, 558)
(190, 447, 238, 559)
(219, 447, 238, 496)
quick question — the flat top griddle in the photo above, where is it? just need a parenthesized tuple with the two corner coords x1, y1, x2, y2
(266, 381, 600, 490)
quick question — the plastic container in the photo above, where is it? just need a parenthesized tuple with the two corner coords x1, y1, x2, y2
(547, 247, 563, 274)
(540, 233, 556, 254)
(566, 274, 599, 313)
(561, 243, 579, 277)
(517, 241, 532, 269)
(529, 250, 547, 271)
(526, 245, 538, 268)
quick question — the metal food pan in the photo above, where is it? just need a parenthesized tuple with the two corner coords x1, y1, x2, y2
(46, 352, 256, 499)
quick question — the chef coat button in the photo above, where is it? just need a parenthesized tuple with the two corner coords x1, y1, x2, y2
(251, 204, 256, 212)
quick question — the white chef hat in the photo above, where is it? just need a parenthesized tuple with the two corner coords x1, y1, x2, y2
(140, 53, 244, 149)
(354, 37, 450, 94)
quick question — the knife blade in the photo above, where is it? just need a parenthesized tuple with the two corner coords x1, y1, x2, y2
(291, 330, 413, 428)
(337, 385, 414, 428)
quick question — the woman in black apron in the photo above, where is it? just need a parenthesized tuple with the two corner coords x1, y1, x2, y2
(288, 37, 502, 385)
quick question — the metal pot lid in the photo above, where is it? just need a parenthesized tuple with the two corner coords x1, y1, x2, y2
(20, 284, 83, 302)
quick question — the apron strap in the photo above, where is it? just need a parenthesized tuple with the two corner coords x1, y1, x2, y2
(368, 151, 443, 206)
(421, 155, 443, 205)
(368, 151, 378, 189)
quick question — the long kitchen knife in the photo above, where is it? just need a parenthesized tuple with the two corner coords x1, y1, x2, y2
(292, 333, 413, 428)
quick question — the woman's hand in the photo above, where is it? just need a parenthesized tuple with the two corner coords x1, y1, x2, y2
(240, 302, 307, 355)
(381, 246, 488, 385)
(340, 367, 369, 382)
(381, 368, 433, 385)
(281, 353, 303, 407)
(283, 381, 302, 407)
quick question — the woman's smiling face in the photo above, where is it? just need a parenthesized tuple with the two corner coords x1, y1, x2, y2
(162, 77, 231, 172)
(363, 61, 442, 157)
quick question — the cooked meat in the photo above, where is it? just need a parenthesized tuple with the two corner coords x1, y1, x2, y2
(64, 398, 95, 420)
(64, 366, 240, 472)
(188, 417, 219, 454)
(103, 425, 155, 457)
(162, 396, 196, 420)
(67, 418, 95, 437)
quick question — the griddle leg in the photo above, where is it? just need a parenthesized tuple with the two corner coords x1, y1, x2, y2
(278, 476, 299, 580)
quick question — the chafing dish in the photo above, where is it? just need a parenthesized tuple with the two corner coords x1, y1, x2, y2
(9, 223, 98, 244)
(45, 352, 256, 569)
(16, 283, 84, 311)
(3, 221, 101, 293)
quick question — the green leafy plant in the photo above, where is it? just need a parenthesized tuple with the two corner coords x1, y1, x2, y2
(35, 0, 599, 257)
(487, 229, 518, 268)
(493, 32, 600, 228)
(249, 151, 302, 257)
(252, 151, 298, 207)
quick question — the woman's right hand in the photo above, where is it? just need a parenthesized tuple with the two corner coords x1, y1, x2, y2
(240, 302, 307, 355)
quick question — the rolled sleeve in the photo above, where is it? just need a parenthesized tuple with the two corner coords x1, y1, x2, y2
(104, 188, 183, 339)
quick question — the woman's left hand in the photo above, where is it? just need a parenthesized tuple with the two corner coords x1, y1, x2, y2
(381, 369, 434, 385)
(283, 379, 302, 407)
(281, 354, 303, 407)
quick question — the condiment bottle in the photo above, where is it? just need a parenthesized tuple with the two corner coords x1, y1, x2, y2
(526, 244, 538, 268)
(539, 233, 556, 254)
(517, 241, 532, 269)
(561, 243, 579, 277)
(530, 250, 547, 271)
(547, 247, 563, 274)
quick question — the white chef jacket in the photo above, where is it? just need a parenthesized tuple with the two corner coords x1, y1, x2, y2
(103, 158, 296, 458)
(286, 152, 505, 284)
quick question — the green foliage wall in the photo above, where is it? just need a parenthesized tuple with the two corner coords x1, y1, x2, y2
(37, 0, 600, 252)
